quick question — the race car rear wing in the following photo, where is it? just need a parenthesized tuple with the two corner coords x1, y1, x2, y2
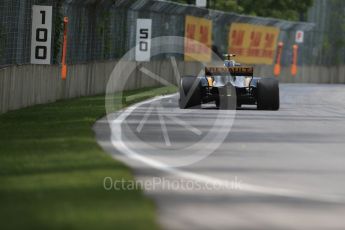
(205, 67, 254, 77)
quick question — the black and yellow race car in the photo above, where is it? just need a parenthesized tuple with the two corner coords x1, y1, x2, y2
(179, 55, 280, 110)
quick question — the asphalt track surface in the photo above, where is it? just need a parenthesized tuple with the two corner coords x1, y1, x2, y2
(94, 84, 345, 230)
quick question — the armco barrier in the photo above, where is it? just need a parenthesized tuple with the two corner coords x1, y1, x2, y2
(1, 62, 344, 114)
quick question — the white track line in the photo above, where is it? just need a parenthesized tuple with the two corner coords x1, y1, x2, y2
(158, 112, 171, 146)
(109, 95, 345, 204)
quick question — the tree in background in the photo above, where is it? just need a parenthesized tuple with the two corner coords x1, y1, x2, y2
(237, 0, 313, 21)
(168, 0, 314, 21)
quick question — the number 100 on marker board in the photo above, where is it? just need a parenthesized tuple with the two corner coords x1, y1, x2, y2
(31, 5, 53, 65)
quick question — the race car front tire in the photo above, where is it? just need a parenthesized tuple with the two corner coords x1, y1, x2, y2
(179, 76, 201, 109)
(257, 78, 280, 110)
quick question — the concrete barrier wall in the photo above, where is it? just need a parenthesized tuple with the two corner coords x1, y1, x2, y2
(255, 65, 345, 84)
(0, 61, 344, 114)
(0, 62, 113, 113)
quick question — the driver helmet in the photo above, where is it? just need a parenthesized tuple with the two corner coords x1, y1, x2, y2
(224, 60, 236, 67)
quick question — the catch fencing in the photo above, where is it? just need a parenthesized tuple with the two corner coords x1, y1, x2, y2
(1, 0, 334, 68)
(305, 0, 345, 65)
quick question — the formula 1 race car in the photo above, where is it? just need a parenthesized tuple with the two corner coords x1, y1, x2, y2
(179, 54, 279, 110)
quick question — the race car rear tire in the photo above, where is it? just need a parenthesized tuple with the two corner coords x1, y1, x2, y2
(179, 76, 201, 109)
(257, 78, 280, 110)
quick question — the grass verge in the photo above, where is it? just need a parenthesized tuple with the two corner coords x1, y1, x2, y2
(0, 86, 177, 230)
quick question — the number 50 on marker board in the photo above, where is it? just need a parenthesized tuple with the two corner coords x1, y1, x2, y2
(135, 19, 152, 62)
(31, 5, 53, 65)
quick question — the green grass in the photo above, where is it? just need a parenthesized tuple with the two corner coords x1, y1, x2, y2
(0, 86, 177, 230)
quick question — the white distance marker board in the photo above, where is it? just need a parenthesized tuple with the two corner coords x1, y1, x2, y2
(31, 5, 53, 64)
(135, 19, 152, 61)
